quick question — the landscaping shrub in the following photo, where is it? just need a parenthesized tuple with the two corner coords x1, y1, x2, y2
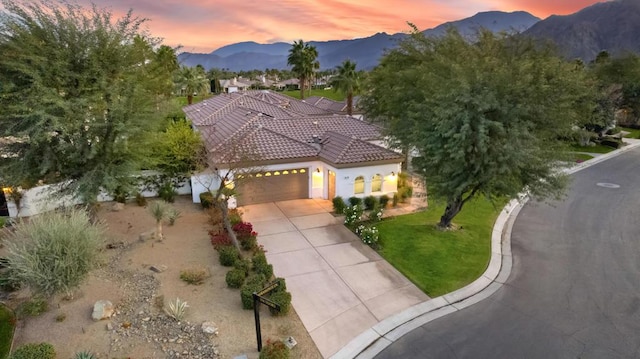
(343, 205, 364, 227)
(135, 193, 147, 206)
(16, 298, 48, 318)
(272, 277, 287, 293)
(210, 231, 232, 249)
(9, 342, 56, 359)
(253, 251, 273, 279)
(112, 186, 129, 204)
(240, 274, 266, 309)
(179, 267, 208, 285)
(233, 222, 254, 237)
(369, 206, 384, 223)
(355, 225, 380, 247)
(158, 182, 177, 203)
(348, 196, 362, 207)
(332, 196, 346, 214)
(218, 246, 240, 267)
(600, 138, 621, 149)
(206, 207, 223, 227)
(0, 217, 6, 228)
(269, 290, 292, 316)
(392, 193, 400, 207)
(225, 268, 246, 288)
(74, 351, 97, 359)
(233, 222, 258, 250)
(167, 207, 181, 226)
(364, 195, 377, 210)
(5, 208, 104, 297)
(259, 339, 290, 359)
(228, 209, 243, 225)
(199, 192, 214, 209)
(379, 195, 390, 208)
(234, 258, 252, 275)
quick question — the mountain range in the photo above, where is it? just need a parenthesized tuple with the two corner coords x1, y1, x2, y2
(178, 0, 640, 71)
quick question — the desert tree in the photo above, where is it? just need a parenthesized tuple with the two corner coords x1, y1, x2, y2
(287, 40, 319, 99)
(0, 0, 175, 202)
(361, 27, 593, 228)
(330, 59, 361, 115)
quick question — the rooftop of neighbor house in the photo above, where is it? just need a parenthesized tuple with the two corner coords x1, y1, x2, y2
(183, 91, 402, 167)
(304, 95, 361, 114)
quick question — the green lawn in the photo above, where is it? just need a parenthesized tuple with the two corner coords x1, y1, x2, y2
(570, 153, 595, 162)
(377, 198, 506, 297)
(0, 305, 15, 358)
(282, 88, 346, 101)
(569, 143, 616, 154)
(621, 127, 640, 139)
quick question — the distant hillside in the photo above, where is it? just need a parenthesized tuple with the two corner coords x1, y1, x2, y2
(523, 0, 640, 61)
(178, 11, 539, 71)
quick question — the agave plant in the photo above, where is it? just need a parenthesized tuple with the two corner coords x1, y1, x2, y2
(75, 351, 97, 359)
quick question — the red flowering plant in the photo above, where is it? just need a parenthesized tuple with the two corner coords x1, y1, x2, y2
(209, 231, 232, 250)
(232, 222, 258, 250)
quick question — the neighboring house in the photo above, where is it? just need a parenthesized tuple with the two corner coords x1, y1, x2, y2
(273, 78, 300, 90)
(219, 77, 252, 93)
(183, 90, 402, 206)
(304, 95, 363, 119)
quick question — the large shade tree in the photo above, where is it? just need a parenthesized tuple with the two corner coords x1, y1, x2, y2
(330, 60, 361, 116)
(0, 0, 175, 201)
(175, 65, 210, 104)
(287, 40, 319, 99)
(361, 27, 593, 228)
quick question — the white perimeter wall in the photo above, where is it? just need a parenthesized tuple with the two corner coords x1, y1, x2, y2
(4, 171, 191, 218)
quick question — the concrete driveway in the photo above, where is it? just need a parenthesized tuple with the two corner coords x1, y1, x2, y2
(242, 199, 429, 358)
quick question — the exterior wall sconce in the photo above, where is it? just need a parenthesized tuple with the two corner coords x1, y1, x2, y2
(316, 168, 321, 173)
(391, 171, 395, 176)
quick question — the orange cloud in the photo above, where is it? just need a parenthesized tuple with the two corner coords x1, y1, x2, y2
(75, 0, 602, 53)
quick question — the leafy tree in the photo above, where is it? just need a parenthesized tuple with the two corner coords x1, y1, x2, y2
(330, 60, 361, 115)
(175, 65, 209, 104)
(361, 27, 591, 228)
(5, 208, 104, 297)
(0, 0, 174, 202)
(152, 119, 204, 177)
(287, 40, 319, 99)
(590, 53, 640, 126)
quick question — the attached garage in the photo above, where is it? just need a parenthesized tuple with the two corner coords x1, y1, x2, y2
(235, 168, 309, 206)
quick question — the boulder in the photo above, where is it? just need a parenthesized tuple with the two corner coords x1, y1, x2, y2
(92, 300, 114, 321)
(111, 203, 125, 212)
(201, 321, 218, 335)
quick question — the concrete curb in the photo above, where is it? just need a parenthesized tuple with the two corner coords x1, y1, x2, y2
(330, 140, 640, 359)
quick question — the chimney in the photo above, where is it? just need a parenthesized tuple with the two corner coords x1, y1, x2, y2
(232, 77, 237, 85)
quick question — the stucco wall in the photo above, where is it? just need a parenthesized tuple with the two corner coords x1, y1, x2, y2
(331, 163, 401, 200)
(4, 171, 192, 218)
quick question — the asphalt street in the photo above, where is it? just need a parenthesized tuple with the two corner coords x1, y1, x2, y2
(377, 147, 640, 359)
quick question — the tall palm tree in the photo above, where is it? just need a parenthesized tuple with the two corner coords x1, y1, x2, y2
(175, 65, 209, 104)
(287, 40, 319, 99)
(330, 60, 360, 116)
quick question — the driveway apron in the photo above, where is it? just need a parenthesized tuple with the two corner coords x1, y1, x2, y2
(242, 199, 429, 358)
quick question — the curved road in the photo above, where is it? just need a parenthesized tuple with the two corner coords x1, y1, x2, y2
(377, 148, 640, 358)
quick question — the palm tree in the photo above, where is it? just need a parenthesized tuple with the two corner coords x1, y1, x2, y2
(330, 60, 360, 116)
(175, 65, 209, 104)
(287, 40, 319, 99)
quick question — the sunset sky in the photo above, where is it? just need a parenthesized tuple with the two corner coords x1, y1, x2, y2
(79, 0, 605, 53)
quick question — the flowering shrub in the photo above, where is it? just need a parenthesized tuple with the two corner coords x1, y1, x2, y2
(370, 207, 384, 223)
(232, 222, 258, 250)
(210, 231, 232, 249)
(343, 205, 363, 227)
(356, 225, 379, 246)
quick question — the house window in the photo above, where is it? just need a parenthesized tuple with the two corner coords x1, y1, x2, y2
(354, 176, 365, 194)
(371, 174, 382, 192)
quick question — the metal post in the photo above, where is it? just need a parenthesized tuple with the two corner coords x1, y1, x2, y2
(253, 293, 262, 352)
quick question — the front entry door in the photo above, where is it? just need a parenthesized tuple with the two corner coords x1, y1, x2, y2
(328, 170, 336, 199)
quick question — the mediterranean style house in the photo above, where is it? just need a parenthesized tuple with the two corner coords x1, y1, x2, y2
(183, 90, 402, 206)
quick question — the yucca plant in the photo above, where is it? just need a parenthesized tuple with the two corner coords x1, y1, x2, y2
(148, 201, 168, 239)
(165, 297, 188, 321)
(74, 351, 97, 359)
(167, 207, 181, 226)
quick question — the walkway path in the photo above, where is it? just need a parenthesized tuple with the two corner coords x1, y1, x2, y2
(242, 199, 428, 358)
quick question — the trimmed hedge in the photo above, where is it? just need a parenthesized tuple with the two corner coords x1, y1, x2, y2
(240, 274, 266, 309)
(332, 197, 346, 214)
(218, 246, 239, 267)
(226, 268, 246, 288)
(199, 192, 214, 209)
(269, 290, 292, 316)
(348, 196, 362, 207)
(10, 343, 56, 359)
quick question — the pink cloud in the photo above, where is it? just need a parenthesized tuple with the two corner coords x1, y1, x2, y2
(72, 0, 603, 53)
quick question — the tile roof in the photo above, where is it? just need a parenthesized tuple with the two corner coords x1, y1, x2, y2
(184, 91, 402, 167)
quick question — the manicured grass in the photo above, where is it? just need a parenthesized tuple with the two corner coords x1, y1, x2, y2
(282, 88, 346, 101)
(377, 197, 506, 297)
(621, 127, 640, 139)
(0, 305, 15, 358)
(175, 94, 214, 106)
(569, 144, 616, 154)
(570, 153, 595, 162)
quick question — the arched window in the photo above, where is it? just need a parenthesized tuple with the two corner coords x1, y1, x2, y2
(371, 174, 382, 192)
(354, 175, 365, 194)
